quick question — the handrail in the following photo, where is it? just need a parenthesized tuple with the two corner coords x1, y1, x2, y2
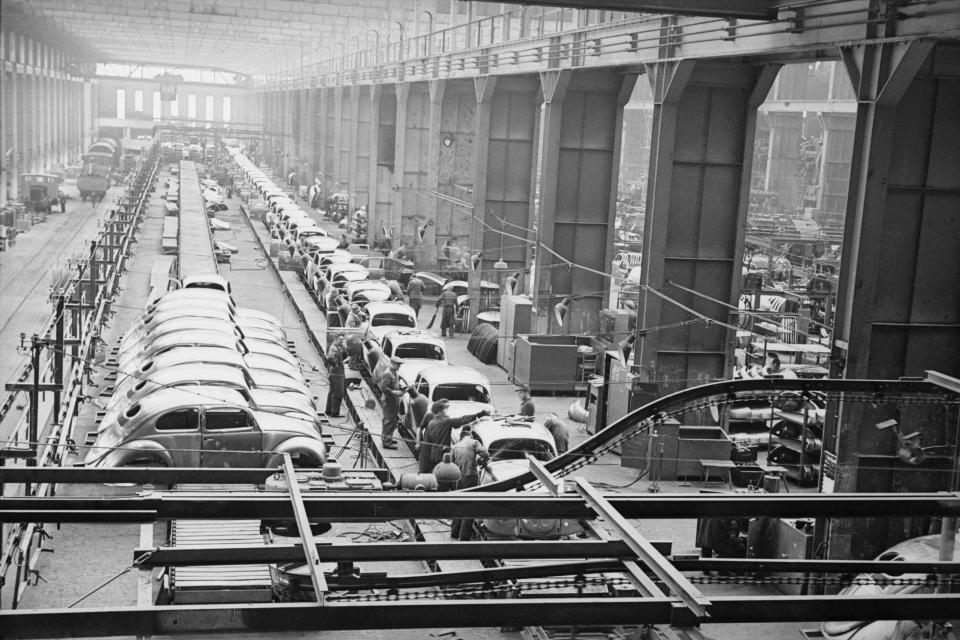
(470, 376, 957, 493)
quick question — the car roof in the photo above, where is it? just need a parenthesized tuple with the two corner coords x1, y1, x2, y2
(136, 363, 249, 389)
(345, 280, 391, 293)
(365, 301, 416, 315)
(384, 330, 444, 347)
(140, 347, 247, 372)
(328, 262, 367, 274)
(135, 385, 249, 415)
(145, 331, 240, 350)
(417, 364, 490, 387)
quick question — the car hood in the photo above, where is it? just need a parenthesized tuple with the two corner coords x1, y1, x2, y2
(482, 459, 529, 483)
(368, 325, 415, 341)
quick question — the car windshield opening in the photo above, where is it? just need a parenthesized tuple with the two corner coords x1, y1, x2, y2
(434, 384, 490, 404)
(371, 313, 416, 328)
(488, 438, 554, 462)
(396, 344, 444, 360)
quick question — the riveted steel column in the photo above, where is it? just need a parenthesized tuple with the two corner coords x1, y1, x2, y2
(323, 88, 337, 194)
(637, 60, 778, 394)
(332, 86, 344, 186)
(531, 69, 572, 333)
(390, 83, 410, 247)
(364, 84, 382, 217)
(346, 85, 361, 210)
(468, 76, 497, 329)
(304, 82, 317, 179)
(827, 40, 959, 560)
(422, 79, 445, 253)
(10, 45, 20, 199)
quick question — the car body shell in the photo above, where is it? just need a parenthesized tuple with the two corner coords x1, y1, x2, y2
(121, 317, 246, 354)
(361, 301, 419, 342)
(401, 363, 493, 434)
(466, 418, 578, 539)
(821, 534, 960, 640)
(119, 331, 249, 375)
(100, 364, 315, 433)
(85, 386, 326, 468)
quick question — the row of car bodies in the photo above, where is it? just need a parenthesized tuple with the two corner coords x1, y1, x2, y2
(226, 148, 570, 536)
(85, 160, 327, 470)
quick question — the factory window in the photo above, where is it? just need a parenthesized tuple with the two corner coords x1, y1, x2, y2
(116, 89, 126, 119)
(205, 95, 214, 121)
(134, 90, 143, 113)
(187, 94, 197, 119)
(222, 96, 232, 122)
(152, 91, 161, 120)
(170, 95, 179, 117)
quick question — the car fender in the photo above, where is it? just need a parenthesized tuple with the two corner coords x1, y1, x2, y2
(95, 440, 174, 468)
(264, 437, 327, 468)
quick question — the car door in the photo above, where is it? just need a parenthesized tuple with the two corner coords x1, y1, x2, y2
(152, 407, 201, 466)
(201, 407, 263, 467)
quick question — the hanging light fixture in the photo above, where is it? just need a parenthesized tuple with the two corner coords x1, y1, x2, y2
(494, 215, 508, 269)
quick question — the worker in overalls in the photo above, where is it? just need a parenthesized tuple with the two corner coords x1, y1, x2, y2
(437, 287, 458, 338)
(324, 334, 346, 418)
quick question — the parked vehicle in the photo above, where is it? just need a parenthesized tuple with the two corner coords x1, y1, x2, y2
(85, 387, 326, 468)
(363, 330, 447, 384)
(359, 255, 415, 285)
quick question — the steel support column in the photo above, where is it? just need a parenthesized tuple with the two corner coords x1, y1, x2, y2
(364, 84, 381, 219)
(637, 60, 778, 394)
(422, 79, 445, 254)
(346, 85, 361, 210)
(390, 82, 410, 246)
(332, 86, 344, 185)
(468, 76, 498, 329)
(531, 70, 571, 332)
(305, 83, 317, 179)
(828, 40, 960, 559)
(322, 88, 336, 194)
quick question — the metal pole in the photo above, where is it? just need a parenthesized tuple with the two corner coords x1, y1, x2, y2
(53, 296, 64, 420)
(938, 517, 957, 593)
(87, 240, 97, 318)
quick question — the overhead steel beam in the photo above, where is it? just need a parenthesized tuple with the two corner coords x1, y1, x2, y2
(4, 595, 960, 638)
(1, 510, 157, 523)
(134, 539, 644, 566)
(5, 492, 960, 522)
(485, 0, 779, 20)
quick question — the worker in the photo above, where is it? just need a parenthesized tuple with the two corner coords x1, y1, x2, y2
(390, 242, 407, 261)
(337, 233, 350, 250)
(419, 399, 491, 473)
(405, 387, 430, 456)
(0, 224, 7, 251)
(517, 385, 536, 417)
(543, 413, 570, 455)
(344, 303, 363, 328)
(437, 286, 458, 338)
(406, 274, 425, 319)
(324, 334, 346, 418)
(504, 272, 520, 296)
(378, 356, 405, 449)
(697, 517, 747, 569)
(59, 193, 67, 213)
(763, 352, 797, 379)
(450, 423, 490, 540)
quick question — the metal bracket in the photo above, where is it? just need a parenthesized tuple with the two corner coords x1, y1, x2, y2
(574, 477, 711, 624)
(526, 455, 562, 496)
(281, 454, 327, 604)
(924, 370, 960, 395)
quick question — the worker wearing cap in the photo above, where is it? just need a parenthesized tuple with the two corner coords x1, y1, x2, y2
(437, 287, 459, 338)
(324, 334, 346, 418)
(517, 385, 536, 418)
(378, 355, 405, 449)
(406, 275, 425, 319)
(450, 423, 490, 540)
(419, 400, 491, 473)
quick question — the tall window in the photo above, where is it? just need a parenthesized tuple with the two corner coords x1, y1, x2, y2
(134, 90, 144, 113)
(205, 95, 214, 121)
(116, 89, 126, 119)
(170, 95, 179, 117)
(187, 94, 197, 119)
(222, 96, 232, 122)
(152, 91, 161, 119)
